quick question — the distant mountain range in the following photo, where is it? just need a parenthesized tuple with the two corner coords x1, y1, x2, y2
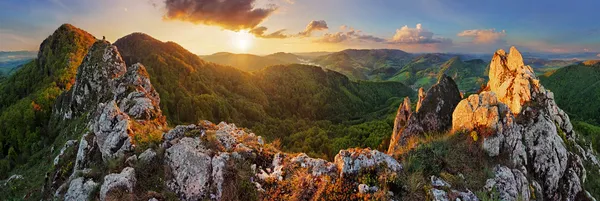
(0, 51, 37, 76)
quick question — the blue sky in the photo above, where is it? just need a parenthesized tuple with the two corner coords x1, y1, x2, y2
(1, 0, 599, 55)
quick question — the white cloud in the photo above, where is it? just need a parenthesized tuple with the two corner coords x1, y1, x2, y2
(457, 29, 506, 44)
(597, 53, 600, 57)
(390, 24, 451, 44)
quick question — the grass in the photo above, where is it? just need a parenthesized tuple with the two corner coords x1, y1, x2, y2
(397, 131, 503, 200)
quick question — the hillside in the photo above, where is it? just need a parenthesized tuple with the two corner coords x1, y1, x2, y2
(0, 24, 95, 176)
(387, 54, 488, 93)
(540, 61, 600, 125)
(313, 49, 413, 80)
(114, 32, 415, 159)
(200, 52, 294, 72)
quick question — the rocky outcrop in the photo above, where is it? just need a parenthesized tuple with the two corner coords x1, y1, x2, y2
(100, 167, 136, 201)
(64, 177, 98, 201)
(388, 97, 411, 153)
(487, 47, 539, 115)
(388, 74, 461, 154)
(452, 46, 598, 200)
(335, 148, 402, 176)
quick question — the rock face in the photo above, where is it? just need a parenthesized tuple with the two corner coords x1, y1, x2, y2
(54, 40, 166, 162)
(388, 74, 461, 154)
(388, 97, 411, 153)
(487, 47, 539, 115)
(100, 167, 136, 201)
(452, 46, 598, 200)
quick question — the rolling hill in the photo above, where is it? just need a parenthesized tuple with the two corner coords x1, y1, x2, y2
(200, 52, 306, 72)
(540, 61, 600, 125)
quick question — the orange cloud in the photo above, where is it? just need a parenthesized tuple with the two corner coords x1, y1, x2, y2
(163, 0, 277, 31)
(457, 29, 506, 44)
(250, 26, 288, 39)
(298, 20, 328, 37)
(390, 24, 451, 44)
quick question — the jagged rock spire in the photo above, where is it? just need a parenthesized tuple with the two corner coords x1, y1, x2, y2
(388, 97, 412, 153)
(388, 75, 461, 155)
(487, 46, 539, 115)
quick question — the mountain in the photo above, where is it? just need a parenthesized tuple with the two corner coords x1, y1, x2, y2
(0, 24, 95, 173)
(540, 61, 600, 125)
(313, 49, 413, 80)
(0, 51, 37, 76)
(264, 52, 306, 64)
(387, 54, 488, 93)
(1, 24, 599, 201)
(200, 52, 293, 72)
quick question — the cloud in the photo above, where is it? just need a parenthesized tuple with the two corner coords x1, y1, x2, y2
(458, 29, 507, 44)
(250, 26, 288, 39)
(597, 53, 600, 58)
(163, 0, 277, 31)
(390, 24, 451, 44)
(314, 26, 386, 43)
(298, 20, 328, 37)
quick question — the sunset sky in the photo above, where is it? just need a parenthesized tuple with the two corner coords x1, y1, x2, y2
(1, 0, 599, 55)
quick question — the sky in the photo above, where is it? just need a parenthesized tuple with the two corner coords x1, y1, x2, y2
(0, 0, 599, 55)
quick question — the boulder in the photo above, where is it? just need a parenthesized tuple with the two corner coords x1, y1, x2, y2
(138, 148, 157, 164)
(334, 148, 402, 177)
(290, 153, 337, 176)
(100, 167, 136, 201)
(90, 101, 133, 161)
(166, 137, 212, 200)
(64, 177, 99, 201)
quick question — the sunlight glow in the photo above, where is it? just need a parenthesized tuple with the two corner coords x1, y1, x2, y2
(231, 30, 253, 52)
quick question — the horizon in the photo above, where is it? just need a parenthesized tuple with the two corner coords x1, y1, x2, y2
(1, 0, 600, 56)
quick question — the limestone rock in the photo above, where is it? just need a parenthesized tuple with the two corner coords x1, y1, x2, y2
(487, 46, 539, 115)
(290, 153, 337, 176)
(485, 166, 530, 201)
(64, 177, 98, 201)
(90, 101, 133, 161)
(166, 137, 212, 200)
(138, 148, 157, 163)
(334, 148, 402, 176)
(388, 97, 412, 153)
(100, 167, 136, 201)
(211, 152, 230, 201)
(430, 188, 449, 201)
(388, 74, 461, 153)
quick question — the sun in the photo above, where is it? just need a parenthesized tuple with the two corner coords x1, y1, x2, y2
(231, 30, 253, 52)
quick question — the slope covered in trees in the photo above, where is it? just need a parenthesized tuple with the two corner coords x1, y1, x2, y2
(114, 33, 415, 159)
(0, 24, 95, 175)
(541, 61, 600, 125)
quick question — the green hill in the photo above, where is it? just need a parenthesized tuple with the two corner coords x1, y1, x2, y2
(200, 52, 300, 72)
(387, 54, 488, 93)
(313, 49, 413, 80)
(0, 24, 95, 174)
(541, 62, 600, 125)
(114, 33, 415, 158)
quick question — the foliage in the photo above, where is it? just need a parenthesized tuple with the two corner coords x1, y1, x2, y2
(540, 64, 600, 125)
(113, 33, 415, 159)
(0, 24, 95, 173)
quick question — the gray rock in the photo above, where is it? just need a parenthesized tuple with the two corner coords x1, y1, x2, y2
(388, 75, 461, 153)
(54, 140, 78, 166)
(487, 166, 530, 201)
(100, 167, 136, 201)
(358, 184, 369, 194)
(90, 101, 132, 161)
(163, 124, 199, 142)
(138, 148, 157, 163)
(166, 137, 212, 200)
(430, 188, 449, 201)
(64, 177, 99, 201)
(211, 152, 230, 200)
(334, 148, 402, 177)
(290, 153, 337, 176)
(125, 155, 137, 167)
(431, 175, 451, 188)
